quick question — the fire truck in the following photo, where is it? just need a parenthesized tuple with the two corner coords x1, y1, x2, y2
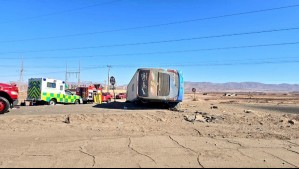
(0, 83, 19, 114)
(76, 84, 112, 104)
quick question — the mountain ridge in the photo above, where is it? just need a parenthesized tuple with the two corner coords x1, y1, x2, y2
(185, 82, 299, 92)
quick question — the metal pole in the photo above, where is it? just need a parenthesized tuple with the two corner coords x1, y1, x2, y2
(113, 85, 116, 102)
(65, 64, 68, 85)
(19, 57, 24, 92)
(107, 65, 111, 93)
(78, 62, 81, 87)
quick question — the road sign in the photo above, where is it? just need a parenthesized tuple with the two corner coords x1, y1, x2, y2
(110, 76, 116, 86)
(110, 76, 116, 102)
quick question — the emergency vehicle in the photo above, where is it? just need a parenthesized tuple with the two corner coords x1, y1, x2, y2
(76, 84, 112, 104)
(26, 78, 83, 105)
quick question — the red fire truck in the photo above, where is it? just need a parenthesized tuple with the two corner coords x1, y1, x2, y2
(0, 83, 19, 114)
(76, 84, 112, 103)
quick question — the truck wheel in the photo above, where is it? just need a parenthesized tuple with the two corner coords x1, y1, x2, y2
(0, 97, 10, 114)
(75, 100, 80, 105)
(49, 99, 57, 106)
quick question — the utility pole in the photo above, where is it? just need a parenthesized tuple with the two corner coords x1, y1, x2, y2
(65, 63, 68, 84)
(78, 62, 81, 87)
(107, 65, 112, 92)
(19, 58, 24, 92)
(65, 63, 81, 89)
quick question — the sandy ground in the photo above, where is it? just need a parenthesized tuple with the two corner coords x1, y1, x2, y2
(0, 94, 299, 168)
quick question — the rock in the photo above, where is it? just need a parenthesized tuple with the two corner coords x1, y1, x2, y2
(184, 110, 192, 113)
(293, 115, 299, 121)
(279, 120, 284, 123)
(288, 120, 295, 125)
(170, 108, 184, 112)
(195, 115, 206, 123)
(210, 106, 218, 109)
(244, 110, 253, 114)
(64, 116, 70, 124)
(184, 115, 196, 122)
(195, 111, 208, 116)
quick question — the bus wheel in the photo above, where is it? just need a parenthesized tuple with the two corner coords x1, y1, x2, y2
(49, 99, 57, 106)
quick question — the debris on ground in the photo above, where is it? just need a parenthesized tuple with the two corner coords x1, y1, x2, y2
(244, 110, 254, 114)
(293, 115, 299, 121)
(169, 108, 184, 112)
(210, 106, 218, 109)
(184, 115, 197, 123)
(184, 111, 223, 123)
(64, 116, 71, 124)
(195, 111, 208, 116)
(288, 120, 295, 125)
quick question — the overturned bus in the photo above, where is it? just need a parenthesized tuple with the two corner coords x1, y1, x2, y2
(126, 68, 184, 108)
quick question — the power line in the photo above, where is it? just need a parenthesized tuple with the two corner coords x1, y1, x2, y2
(0, 4, 298, 43)
(1, 58, 298, 78)
(100, 60, 299, 68)
(0, 0, 122, 25)
(1, 40, 299, 62)
(0, 27, 299, 55)
(1, 41, 299, 61)
(1, 56, 299, 69)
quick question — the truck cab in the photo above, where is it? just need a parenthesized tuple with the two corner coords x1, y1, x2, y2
(0, 83, 19, 114)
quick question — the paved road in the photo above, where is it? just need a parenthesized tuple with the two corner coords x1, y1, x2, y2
(0, 101, 298, 168)
(0, 135, 298, 168)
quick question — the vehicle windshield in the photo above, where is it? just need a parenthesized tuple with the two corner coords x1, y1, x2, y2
(65, 90, 73, 95)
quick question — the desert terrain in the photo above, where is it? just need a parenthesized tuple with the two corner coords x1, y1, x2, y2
(0, 93, 299, 168)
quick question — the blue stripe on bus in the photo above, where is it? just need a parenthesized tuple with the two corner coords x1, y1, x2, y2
(177, 70, 184, 102)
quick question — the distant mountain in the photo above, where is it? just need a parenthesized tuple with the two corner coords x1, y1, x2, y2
(17, 81, 299, 93)
(185, 82, 299, 93)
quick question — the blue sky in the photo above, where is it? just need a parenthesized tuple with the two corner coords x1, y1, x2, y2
(0, 0, 298, 85)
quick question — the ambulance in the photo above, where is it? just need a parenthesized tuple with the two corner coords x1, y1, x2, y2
(26, 78, 83, 105)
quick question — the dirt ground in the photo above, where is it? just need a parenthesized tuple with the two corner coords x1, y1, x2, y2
(0, 93, 299, 168)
